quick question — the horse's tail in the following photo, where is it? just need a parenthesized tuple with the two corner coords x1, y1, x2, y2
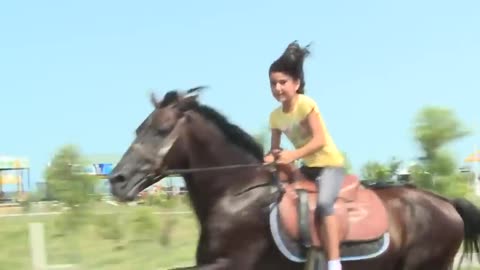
(451, 197, 480, 266)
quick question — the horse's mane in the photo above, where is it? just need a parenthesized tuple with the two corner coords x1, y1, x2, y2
(160, 91, 265, 161)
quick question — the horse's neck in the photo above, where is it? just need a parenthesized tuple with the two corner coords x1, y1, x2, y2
(181, 124, 264, 222)
(186, 120, 260, 169)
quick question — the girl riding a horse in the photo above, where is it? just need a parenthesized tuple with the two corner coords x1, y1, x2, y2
(264, 41, 346, 270)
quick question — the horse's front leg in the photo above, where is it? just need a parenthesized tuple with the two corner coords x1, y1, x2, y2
(169, 234, 267, 270)
(167, 229, 232, 270)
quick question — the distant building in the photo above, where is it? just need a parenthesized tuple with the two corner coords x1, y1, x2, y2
(0, 155, 30, 199)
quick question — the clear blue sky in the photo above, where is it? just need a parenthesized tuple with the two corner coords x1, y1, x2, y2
(1, 0, 479, 190)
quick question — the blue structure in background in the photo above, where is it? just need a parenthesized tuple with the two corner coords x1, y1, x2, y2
(80, 163, 115, 194)
(97, 163, 113, 176)
(82, 163, 114, 176)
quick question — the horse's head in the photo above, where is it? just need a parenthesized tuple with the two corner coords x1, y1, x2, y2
(108, 86, 205, 201)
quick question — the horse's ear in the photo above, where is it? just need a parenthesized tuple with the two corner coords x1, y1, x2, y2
(150, 92, 160, 109)
(178, 86, 207, 110)
(185, 86, 207, 99)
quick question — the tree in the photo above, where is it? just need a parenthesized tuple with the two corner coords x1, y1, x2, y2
(410, 106, 474, 198)
(360, 157, 402, 182)
(44, 144, 97, 209)
(414, 107, 470, 160)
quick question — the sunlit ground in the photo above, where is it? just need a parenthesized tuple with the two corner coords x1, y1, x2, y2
(0, 200, 478, 270)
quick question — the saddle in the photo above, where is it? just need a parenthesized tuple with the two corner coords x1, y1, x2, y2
(274, 164, 389, 248)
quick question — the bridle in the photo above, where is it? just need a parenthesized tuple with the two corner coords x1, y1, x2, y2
(132, 111, 278, 183)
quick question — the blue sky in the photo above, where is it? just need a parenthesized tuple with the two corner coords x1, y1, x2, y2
(1, 0, 479, 190)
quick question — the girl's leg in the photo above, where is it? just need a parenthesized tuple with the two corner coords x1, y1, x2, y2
(314, 167, 345, 270)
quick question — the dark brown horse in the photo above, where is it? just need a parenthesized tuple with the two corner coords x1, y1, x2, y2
(108, 87, 480, 270)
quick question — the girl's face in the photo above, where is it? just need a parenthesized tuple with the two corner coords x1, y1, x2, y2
(269, 71, 300, 103)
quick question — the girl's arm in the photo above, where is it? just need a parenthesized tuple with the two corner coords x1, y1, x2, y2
(264, 128, 282, 162)
(293, 110, 326, 159)
(270, 128, 282, 152)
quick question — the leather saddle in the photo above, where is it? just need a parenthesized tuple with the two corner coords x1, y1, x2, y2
(273, 164, 389, 248)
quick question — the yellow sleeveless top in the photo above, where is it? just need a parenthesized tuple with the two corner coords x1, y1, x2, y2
(269, 94, 344, 167)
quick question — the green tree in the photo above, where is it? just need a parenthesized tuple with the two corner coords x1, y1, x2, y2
(360, 157, 402, 182)
(414, 107, 470, 160)
(410, 106, 474, 198)
(45, 144, 97, 206)
(44, 144, 97, 232)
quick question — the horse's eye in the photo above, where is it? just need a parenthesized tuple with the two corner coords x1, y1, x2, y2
(157, 127, 171, 136)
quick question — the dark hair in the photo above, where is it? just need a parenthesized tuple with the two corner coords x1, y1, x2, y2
(269, 41, 311, 94)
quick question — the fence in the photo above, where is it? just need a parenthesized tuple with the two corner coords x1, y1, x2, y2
(29, 223, 77, 270)
(25, 221, 479, 270)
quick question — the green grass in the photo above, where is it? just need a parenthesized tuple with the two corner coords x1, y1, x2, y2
(1, 200, 479, 270)
(0, 202, 198, 270)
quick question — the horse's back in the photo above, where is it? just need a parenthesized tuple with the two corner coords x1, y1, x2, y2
(370, 184, 464, 268)
(371, 183, 463, 228)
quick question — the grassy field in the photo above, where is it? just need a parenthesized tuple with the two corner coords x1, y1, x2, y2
(0, 198, 199, 270)
(1, 198, 479, 270)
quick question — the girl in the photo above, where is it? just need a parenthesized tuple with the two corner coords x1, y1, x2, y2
(264, 41, 346, 270)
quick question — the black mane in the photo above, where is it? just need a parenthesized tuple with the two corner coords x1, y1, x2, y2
(161, 90, 264, 161)
(195, 104, 265, 161)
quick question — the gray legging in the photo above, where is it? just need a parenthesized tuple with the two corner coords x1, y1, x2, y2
(302, 166, 345, 217)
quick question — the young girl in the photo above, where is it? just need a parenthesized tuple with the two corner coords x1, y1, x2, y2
(264, 41, 346, 270)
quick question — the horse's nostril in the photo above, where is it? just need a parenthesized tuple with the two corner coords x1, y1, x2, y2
(110, 174, 126, 184)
